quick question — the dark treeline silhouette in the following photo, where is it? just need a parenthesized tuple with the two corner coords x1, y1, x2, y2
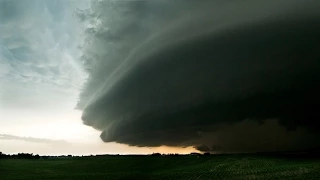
(0, 152, 40, 159)
(0, 152, 78, 159)
(0, 151, 212, 159)
(2, 150, 320, 161)
(150, 152, 212, 156)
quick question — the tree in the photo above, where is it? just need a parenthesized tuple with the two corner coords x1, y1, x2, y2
(34, 154, 40, 159)
(151, 153, 161, 156)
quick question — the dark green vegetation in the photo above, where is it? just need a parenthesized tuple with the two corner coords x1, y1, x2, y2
(1, 154, 320, 180)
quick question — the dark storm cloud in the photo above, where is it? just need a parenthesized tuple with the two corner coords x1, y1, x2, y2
(0, 134, 68, 145)
(77, 0, 320, 152)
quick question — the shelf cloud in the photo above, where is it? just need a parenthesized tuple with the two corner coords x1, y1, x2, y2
(76, 0, 320, 152)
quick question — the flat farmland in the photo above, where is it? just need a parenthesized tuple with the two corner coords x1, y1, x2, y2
(1, 154, 320, 180)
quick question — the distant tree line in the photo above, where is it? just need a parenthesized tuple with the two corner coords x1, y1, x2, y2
(0, 152, 40, 159)
(150, 152, 211, 156)
(0, 152, 78, 159)
(0, 151, 212, 159)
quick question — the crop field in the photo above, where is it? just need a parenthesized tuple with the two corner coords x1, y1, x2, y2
(1, 154, 320, 180)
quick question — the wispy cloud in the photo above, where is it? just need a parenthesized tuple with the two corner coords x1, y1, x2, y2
(0, 0, 89, 110)
(0, 134, 69, 145)
(0, 0, 86, 90)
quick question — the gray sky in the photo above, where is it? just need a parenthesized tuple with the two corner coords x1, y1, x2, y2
(1, 0, 320, 155)
(0, 0, 96, 154)
(0, 0, 194, 155)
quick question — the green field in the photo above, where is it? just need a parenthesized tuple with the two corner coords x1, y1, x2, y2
(1, 154, 320, 180)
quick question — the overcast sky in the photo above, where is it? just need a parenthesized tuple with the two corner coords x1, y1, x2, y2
(1, 0, 320, 155)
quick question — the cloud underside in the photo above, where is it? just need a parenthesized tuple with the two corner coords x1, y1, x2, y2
(77, 0, 320, 152)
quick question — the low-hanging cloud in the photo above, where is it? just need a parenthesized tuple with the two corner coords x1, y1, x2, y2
(76, 0, 320, 152)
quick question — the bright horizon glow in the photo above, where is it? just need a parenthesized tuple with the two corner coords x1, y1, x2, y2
(1, 104, 198, 155)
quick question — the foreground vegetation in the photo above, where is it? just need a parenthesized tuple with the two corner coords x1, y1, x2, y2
(1, 154, 320, 180)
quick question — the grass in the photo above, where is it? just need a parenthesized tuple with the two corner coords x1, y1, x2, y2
(1, 154, 320, 180)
